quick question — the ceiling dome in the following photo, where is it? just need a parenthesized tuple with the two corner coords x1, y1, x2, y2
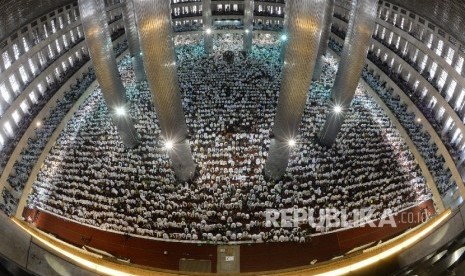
(0, 0, 73, 42)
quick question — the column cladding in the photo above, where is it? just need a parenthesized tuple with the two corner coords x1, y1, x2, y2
(78, 0, 140, 148)
(202, 0, 213, 54)
(318, 0, 378, 147)
(312, 0, 335, 81)
(264, 0, 326, 179)
(133, 0, 196, 182)
(122, 0, 146, 82)
(243, 0, 254, 53)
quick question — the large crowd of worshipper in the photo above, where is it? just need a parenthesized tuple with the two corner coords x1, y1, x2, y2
(172, 22, 283, 33)
(253, 22, 284, 32)
(0, 41, 129, 216)
(328, 35, 457, 196)
(26, 34, 431, 243)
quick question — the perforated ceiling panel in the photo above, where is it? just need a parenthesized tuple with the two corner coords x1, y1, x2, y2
(0, 0, 74, 43)
(387, 0, 465, 46)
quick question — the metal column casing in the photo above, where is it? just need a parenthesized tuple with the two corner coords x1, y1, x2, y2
(133, 0, 196, 182)
(265, 0, 326, 179)
(318, 0, 378, 147)
(78, 0, 140, 148)
(203, 0, 213, 54)
(312, 0, 336, 81)
(122, 0, 146, 82)
(243, 0, 254, 53)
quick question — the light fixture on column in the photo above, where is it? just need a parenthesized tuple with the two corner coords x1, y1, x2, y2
(115, 106, 126, 116)
(334, 105, 342, 113)
(165, 140, 174, 150)
(245, 29, 250, 34)
(288, 139, 296, 147)
(206, 28, 212, 35)
(280, 34, 288, 41)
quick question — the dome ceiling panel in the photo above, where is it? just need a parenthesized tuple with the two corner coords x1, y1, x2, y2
(0, 0, 73, 43)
